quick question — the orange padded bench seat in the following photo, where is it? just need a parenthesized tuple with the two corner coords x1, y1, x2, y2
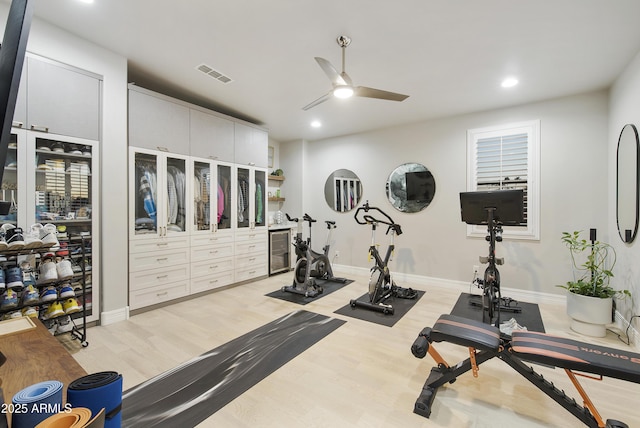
(511, 330, 640, 384)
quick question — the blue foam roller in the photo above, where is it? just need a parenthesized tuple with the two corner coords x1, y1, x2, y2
(67, 371, 122, 428)
(11, 380, 63, 428)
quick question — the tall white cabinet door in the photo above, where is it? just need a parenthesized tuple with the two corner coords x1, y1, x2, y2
(129, 147, 190, 240)
(129, 88, 190, 155)
(234, 123, 268, 168)
(190, 109, 234, 162)
(235, 166, 267, 230)
(26, 57, 101, 141)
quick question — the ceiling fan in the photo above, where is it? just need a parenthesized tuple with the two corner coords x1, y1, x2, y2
(302, 35, 409, 111)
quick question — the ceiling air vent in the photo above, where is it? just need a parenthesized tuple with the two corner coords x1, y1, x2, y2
(196, 63, 233, 84)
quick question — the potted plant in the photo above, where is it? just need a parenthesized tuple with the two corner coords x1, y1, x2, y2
(558, 230, 629, 337)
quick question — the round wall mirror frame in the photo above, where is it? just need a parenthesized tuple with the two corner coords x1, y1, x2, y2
(616, 123, 639, 243)
(386, 163, 436, 213)
(324, 169, 363, 212)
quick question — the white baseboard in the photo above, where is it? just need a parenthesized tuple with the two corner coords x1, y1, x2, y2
(333, 264, 565, 306)
(100, 306, 130, 325)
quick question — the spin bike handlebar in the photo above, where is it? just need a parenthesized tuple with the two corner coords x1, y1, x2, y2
(354, 201, 402, 235)
(286, 213, 336, 229)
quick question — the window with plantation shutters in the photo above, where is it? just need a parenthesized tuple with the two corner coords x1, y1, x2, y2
(467, 120, 540, 240)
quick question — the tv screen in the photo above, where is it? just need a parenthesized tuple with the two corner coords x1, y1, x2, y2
(459, 189, 524, 225)
(405, 170, 434, 202)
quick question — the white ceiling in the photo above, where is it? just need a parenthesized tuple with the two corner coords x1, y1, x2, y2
(14, 0, 640, 142)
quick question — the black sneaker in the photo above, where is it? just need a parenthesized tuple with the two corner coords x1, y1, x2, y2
(3, 225, 25, 250)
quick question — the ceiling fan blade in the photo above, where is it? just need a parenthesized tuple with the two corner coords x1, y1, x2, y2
(315, 57, 348, 86)
(302, 92, 332, 111)
(354, 86, 409, 102)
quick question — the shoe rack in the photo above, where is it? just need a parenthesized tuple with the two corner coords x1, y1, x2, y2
(0, 234, 91, 346)
(1, 128, 99, 327)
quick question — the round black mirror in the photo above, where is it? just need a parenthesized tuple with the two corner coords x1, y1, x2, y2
(386, 163, 436, 213)
(324, 169, 363, 212)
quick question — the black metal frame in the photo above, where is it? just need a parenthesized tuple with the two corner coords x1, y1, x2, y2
(413, 330, 629, 428)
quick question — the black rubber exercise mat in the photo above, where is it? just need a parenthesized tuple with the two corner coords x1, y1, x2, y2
(450, 292, 545, 336)
(333, 290, 426, 327)
(121, 310, 346, 427)
(266, 278, 354, 304)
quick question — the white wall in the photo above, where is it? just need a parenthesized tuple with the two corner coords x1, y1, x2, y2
(0, 4, 129, 321)
(289, 90, 609, 296)
(609, 50, 640, 323)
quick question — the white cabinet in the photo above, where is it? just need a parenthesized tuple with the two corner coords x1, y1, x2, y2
(129, 147, 190, 240)
(128, 87, 190, 155)
(235, 229, 268, 282)
(128, 88, 270, 310)
(25, 57, 101, 140)
(234, 123, 268, 168)
(236, 166, 267, 230)
(190, 157, 235, 293)
(190, 109, 234, 162)
(1, 130, 101, 324)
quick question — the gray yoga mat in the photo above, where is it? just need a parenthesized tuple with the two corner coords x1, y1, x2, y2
(121, 310, 346, 427)
(450, 292, 545, 335)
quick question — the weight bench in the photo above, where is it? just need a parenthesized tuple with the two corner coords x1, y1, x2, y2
(411, 314, 640, 428)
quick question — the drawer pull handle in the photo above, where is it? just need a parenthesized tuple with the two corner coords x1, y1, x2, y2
(30, 124, 49, 133)
(157, 274, 168, 279)
(12, 121, 23, 128)
(210, 265, 218, 269)
(156, 257, 168, 262)
(157, 242, 169, 246)
(157, 291, 168, 296)
(210, 250, 218, 254)
(210, 279, 218, 284)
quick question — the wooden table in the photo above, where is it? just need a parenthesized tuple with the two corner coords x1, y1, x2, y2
(0, 318, 87, 403)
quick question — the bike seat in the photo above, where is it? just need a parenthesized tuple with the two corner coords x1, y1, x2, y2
(325, 220, 336, 228)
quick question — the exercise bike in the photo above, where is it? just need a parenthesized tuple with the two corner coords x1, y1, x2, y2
(281, 213, 347, 298)
(460, 190, 524, 327)
(349, 202, 417, 315)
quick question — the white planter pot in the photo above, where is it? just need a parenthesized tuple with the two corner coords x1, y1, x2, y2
(566, 291, 612, 337)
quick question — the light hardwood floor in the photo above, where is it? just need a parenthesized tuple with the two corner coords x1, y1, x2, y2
(62, 271, 640, 427)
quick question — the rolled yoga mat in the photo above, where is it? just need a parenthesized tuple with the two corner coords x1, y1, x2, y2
(11, 380, 64, 428)
(67, 372, 122, 428)
(34, 407, 105, 428)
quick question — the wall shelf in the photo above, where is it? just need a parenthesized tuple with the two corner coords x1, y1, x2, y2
(268, 175, 285, 181)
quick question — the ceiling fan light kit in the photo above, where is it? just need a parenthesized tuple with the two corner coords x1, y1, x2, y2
(302, 35, 409, 110)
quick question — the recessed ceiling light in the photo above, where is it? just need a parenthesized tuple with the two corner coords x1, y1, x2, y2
(501, 77, 519, 88)
(311, 120, 322, 128)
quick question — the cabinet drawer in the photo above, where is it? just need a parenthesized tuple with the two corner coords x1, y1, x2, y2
(235, 253, 267, 270)
(235, 265, 268, 282)
(235, 230, 267, 242)
(129, 265, 190, 291)
(129, 248, 189, 272)
(130, 281, 189, 310)
(191, 256, 234, 277)
(190, 243, 234, 262)
(235, 239, 267, 256)
(130, 236, 189, 254)
(190, 271, 234, 294)
(190, 232, 234, 247)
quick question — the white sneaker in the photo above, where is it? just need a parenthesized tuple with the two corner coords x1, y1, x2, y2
(24, 223, 44, 249)
(38, 258, 58, 284)
(56, 259, 74, 280)
(56, 315, 74, 333)
(40, 223, 59, 249)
